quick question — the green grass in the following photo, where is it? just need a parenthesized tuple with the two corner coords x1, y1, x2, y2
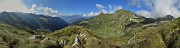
(82, 10, 142, 39)
(78, 9, 180, 48)
(1, 9, 180, 48)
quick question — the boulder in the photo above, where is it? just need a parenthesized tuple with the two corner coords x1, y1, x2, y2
(29, 35, 43, 40)
(72, 35, 81, 47)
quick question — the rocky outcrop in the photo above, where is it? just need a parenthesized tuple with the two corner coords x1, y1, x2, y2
(72, 35, 81, 47)
(60, 39, 67, 46)
(28, 35, 44, 40)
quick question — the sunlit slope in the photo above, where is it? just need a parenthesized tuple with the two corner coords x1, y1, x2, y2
(81, 9, 143, 39)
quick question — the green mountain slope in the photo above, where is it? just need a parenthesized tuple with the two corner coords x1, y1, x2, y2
(0, 24, 32, 48)
(160, 17, 180, 48)
(0, 9, 180, 48)
(77, 9, 178, 48)
(80, 10, 143, 39)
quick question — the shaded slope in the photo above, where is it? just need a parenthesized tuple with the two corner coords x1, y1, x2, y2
(160, 17, 180, 48)
(0, 12, 69, 31)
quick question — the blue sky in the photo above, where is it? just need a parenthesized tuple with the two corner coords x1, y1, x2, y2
(23, 0, 142, 15)
(1, 0, 180, 18)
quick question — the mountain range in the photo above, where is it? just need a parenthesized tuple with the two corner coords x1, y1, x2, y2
(59, 14, 90, 24)
(0, 9, 180, 48)
(0, 11, 69, 31)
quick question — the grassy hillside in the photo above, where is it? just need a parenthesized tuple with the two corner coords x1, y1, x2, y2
(1, 9, 180, 48)
(160, 17, 180, 48)
(0, 24, 32, 48)
(78, 9, 179, 48)
(48, 26, 112, 48)
(80, 9, 143, 39)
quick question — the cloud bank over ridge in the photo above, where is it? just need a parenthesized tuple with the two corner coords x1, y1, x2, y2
(131, 0, 180, 18)
(84, 4, 123, 17)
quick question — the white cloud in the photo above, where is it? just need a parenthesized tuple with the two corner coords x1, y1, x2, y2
(96, 4, 107, 14)
(84, 4, 106, 17)
(108, 5, 113, 13)
(108, 5, 123, 14)
(84, 4, 123, 17)
(136, 10, 151, 18)
(43, 7, 59, 17)
(0, 0, 59, 17)
(0, 0, 32, 13)
(96, 4, 105, 10)
(31, 4, 38, 13)
(83, 11, 100, 17)
(130, 0, 180, 18)
(151, 0, 180, 18)
(114, 5, 123, 11)
(30, 4, 59, 17)
(31, 4, 37, 11)
(96, 4, 123, 14)
(102, 9, 108, 14)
